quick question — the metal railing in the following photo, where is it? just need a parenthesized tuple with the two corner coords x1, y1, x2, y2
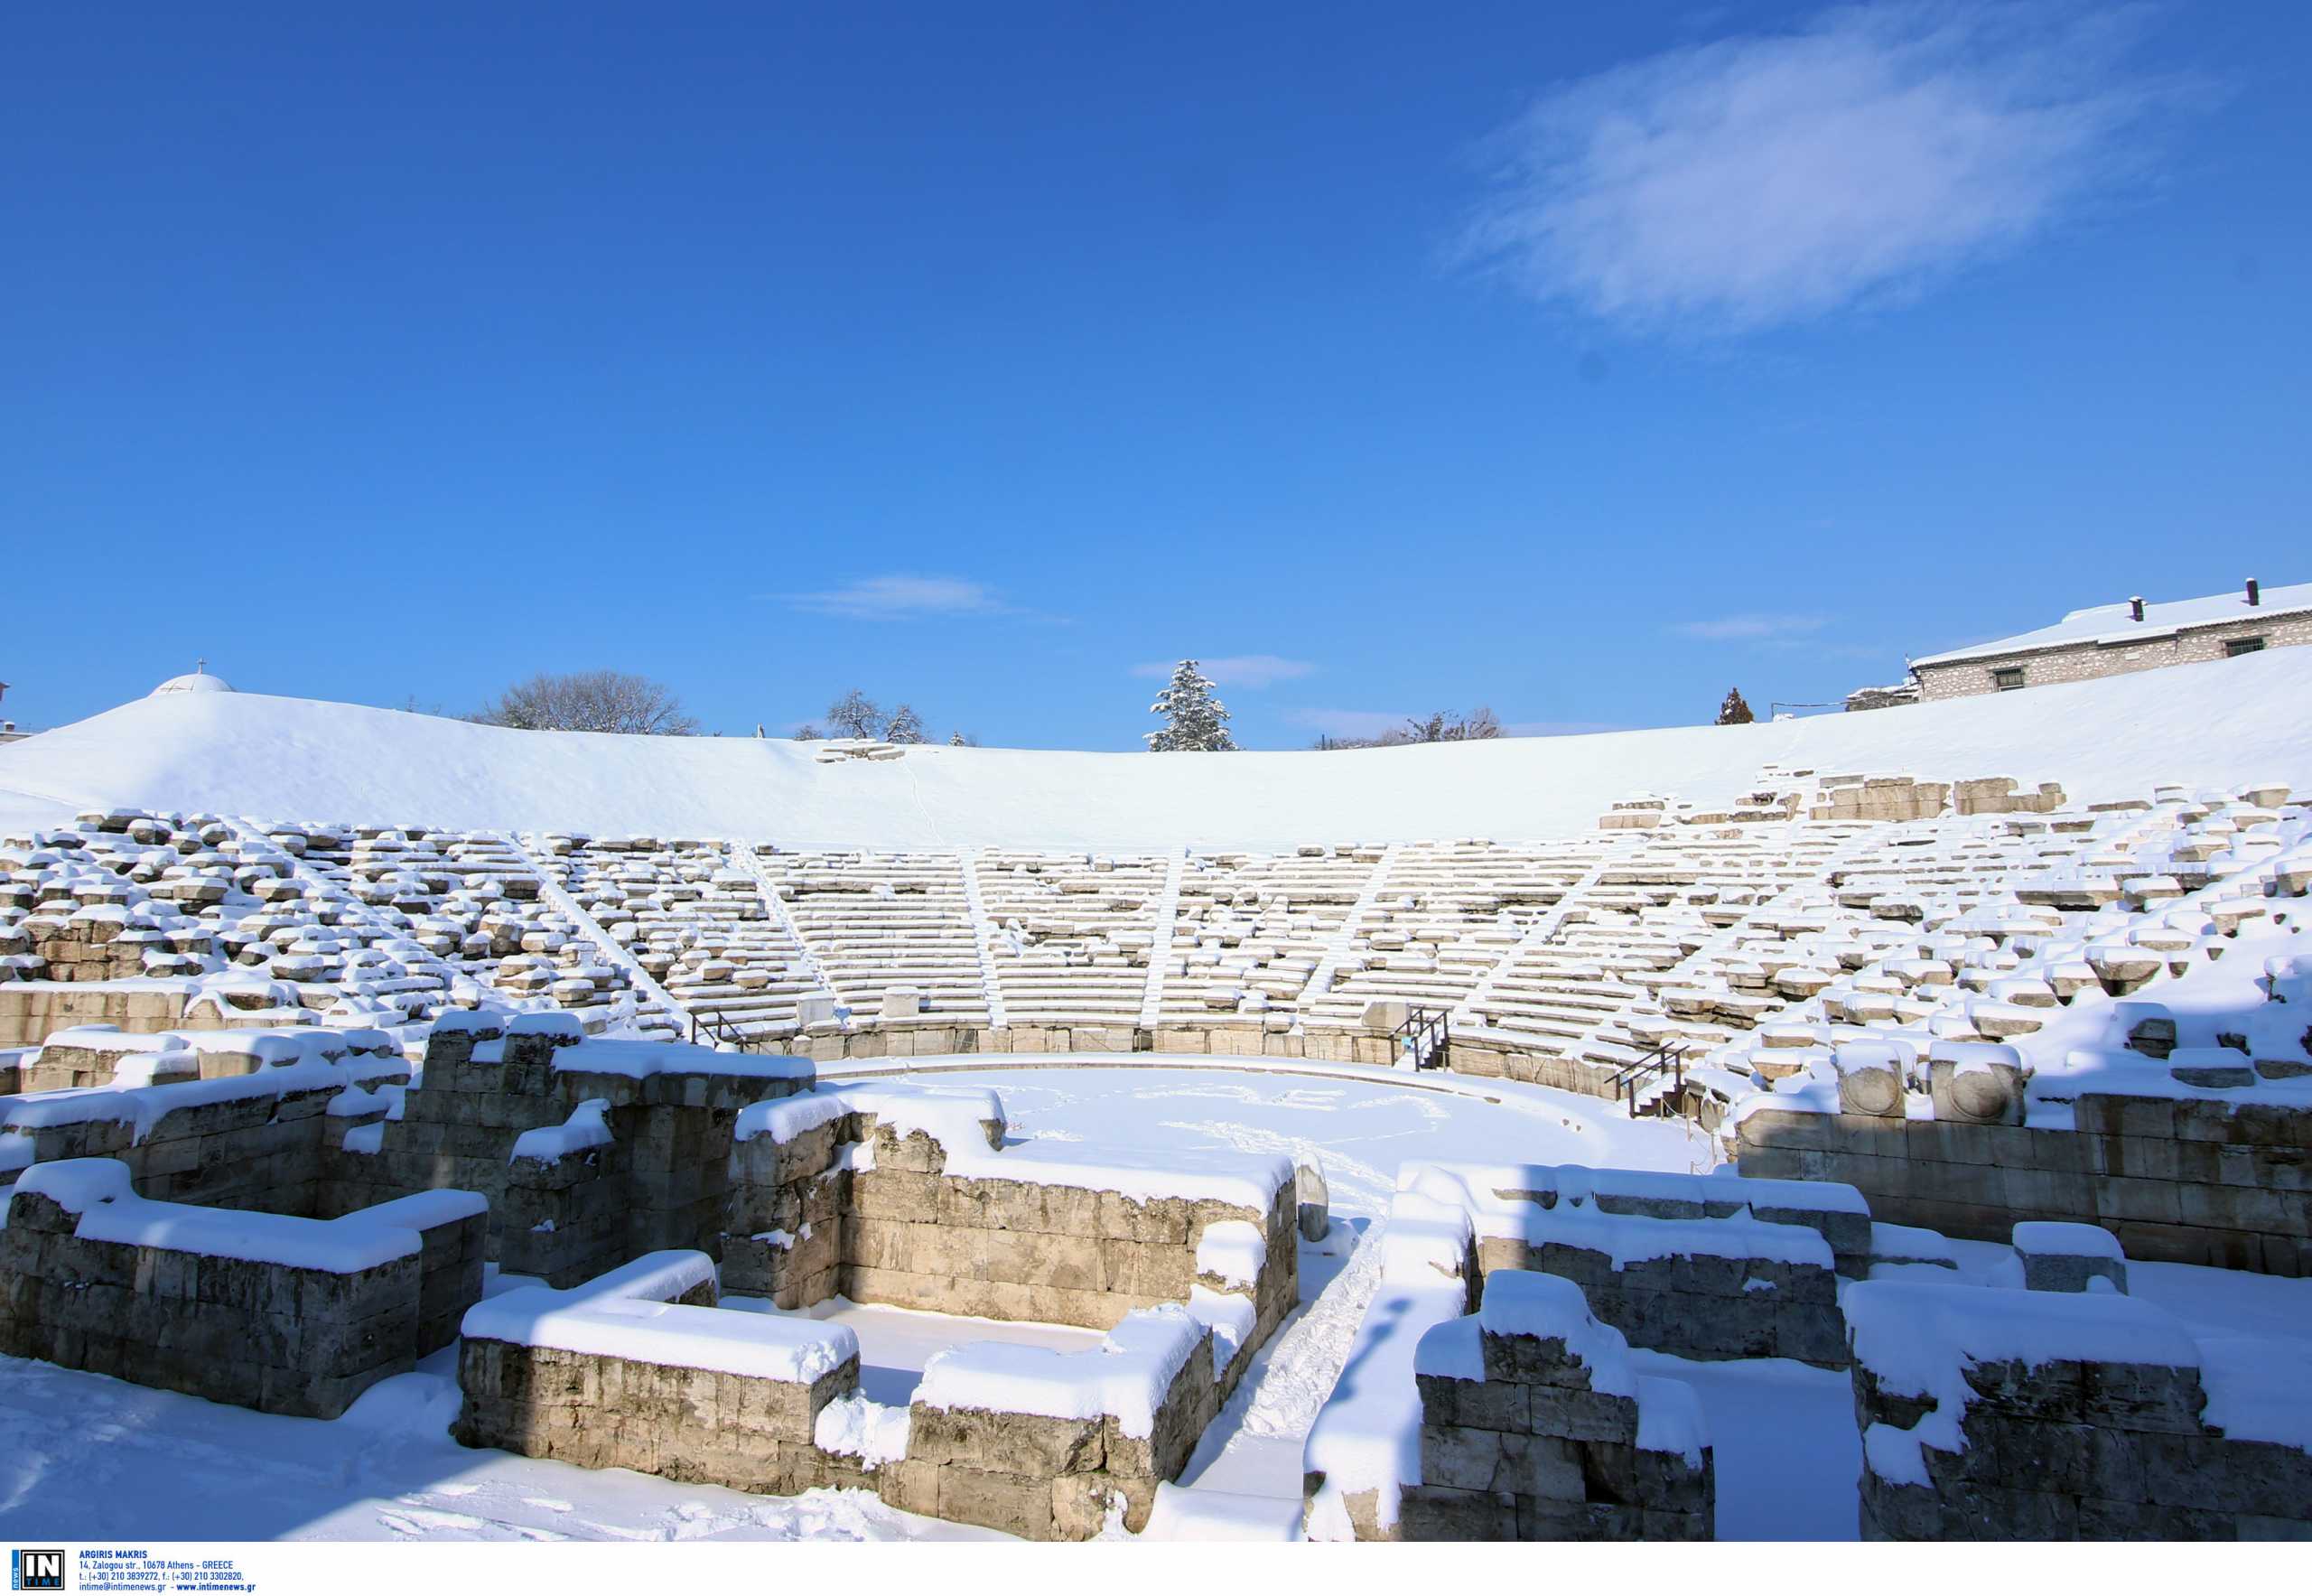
(1605, 1040, 1690, 1115)
(687, 1009, 775, 1054)
(1391, 1006, 1451, 1071)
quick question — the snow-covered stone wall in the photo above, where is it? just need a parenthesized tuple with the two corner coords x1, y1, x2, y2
(0, 1157, 483, 1418)
(722, 1082, 1298, 1391)
(1848, 1276, 2312, 1538)
(1400, 1270, 1712, 1540)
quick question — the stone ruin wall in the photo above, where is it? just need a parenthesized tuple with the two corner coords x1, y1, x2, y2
(0, 1166, 484, 1419)
(1849, 1278, 2312, 1539)
(1399, 1272, 1713, 1542)
(719, 1106, 1300, 1380)
(1737, 1092, 2312, 1277)
(452, 1253, 1226, 1540)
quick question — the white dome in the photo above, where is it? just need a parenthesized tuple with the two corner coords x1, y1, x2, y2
(151, 668, 233, 696)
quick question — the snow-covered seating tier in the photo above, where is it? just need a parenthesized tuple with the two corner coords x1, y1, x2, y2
(0, 1157, 484, 1417)
(1847, 1277, 2312, 1539)
(0, 810, 657, 1045)
(1728, 784, 2312, 1274)
(7, 780, 2301, 1147)
(758, 850, 993, 1029)
(522, 833, 808, 1043)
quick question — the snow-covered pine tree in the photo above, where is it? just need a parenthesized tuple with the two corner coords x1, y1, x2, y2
(948, 731, 966, 747)
(1145, 659, 1236, 751)
(885, 704, 926, 743)
(1717, 687, 1755, 725)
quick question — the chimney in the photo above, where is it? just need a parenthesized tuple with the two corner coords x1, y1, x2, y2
(2246, 577, 2261, 607)
(2130, 596, 2145, 621)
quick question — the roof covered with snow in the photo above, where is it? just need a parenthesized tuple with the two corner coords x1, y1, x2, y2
(5, 646, 2310, 852)
(1912, 581, 2312, 668)
(149, 669, 233, 696)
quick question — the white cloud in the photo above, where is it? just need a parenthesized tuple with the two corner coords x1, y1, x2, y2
(1132, 655, 1317, 689)
(1459, 3, 2191, 333)
(787, 574, 1010, 621)
(1288, 708, 1413, 740)
(1671, 612, 1828, 641)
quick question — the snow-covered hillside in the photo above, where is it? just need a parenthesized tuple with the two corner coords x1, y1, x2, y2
(3, 649, 2307, 852)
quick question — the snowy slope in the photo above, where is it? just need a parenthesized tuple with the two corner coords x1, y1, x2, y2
(3, 649, 2307, 852)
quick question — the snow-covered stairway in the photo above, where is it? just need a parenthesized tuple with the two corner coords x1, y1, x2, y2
(957, 848, 1011, 1031)
(1571, 824, 1887, 1102)
(1453, 835, 1638, 1027)
(498, 831, 693, 1041)
(1137, 846, 1190, 1029)
(1294, 843, 1402, 1022)
(726, 840, 842, 1008)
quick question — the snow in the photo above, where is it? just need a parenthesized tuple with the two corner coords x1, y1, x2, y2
(2194, 1336, 2312, 1452)
(811, 1393, 912, 1466)
(559, 1249, 719, 1308)
(0, 1316, 994, 1542)
(1185, 1285, 1258, 1372)
(1633, 1374, 1711, 1468)
(1193, 1219, 1267, 1291)
(0, 1058, 354, 1146)
(1479, 1203, 1834, 1270)
(740, 1078, 1292, 1211)
(508, 1098, 613, 1163)
(541, 1038, 813, 1086)
(1911, 581, 2312, 667)
(2011, 1220, 2125, 1260)
(1139, 1481, 1305, 1541)
(722, 1294, 1105, 1408)
(356, 1190, 490, 1232)
(0, 1041, 2305, 1540)
(913, 1304, 1204, 1439)
(1472, 1269, 1638, 1396)
(1846, 1279, 2202, 1398)
(7, 648, 2311, 850)
(461, 1293, 856, 1386)
(7, 1158, 422, 1272)
(1844, 1278, 2210, 1486)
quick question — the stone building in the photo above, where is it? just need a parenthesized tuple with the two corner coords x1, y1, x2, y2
(1908, 578, 2309, 702)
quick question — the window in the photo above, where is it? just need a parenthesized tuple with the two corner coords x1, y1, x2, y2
(2225, 636, 2267, 658)
(1991, 666, 2026, 691)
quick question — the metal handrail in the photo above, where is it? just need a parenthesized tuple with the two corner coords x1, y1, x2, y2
(1390, 1006, 1451, 1070)
(1606, 1040, 1689, 1114)
(688, 1008, 772, 1054)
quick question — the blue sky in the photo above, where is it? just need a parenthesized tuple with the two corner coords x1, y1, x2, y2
(4, 2, 2307, 749)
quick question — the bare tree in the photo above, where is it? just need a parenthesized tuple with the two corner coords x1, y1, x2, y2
(825, 689, 886, 740)
(471, 671, 698, 735)
(884, 704, 927, 744)
(1313, 705, 1504, 751)
(793, 723, 823, 742)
